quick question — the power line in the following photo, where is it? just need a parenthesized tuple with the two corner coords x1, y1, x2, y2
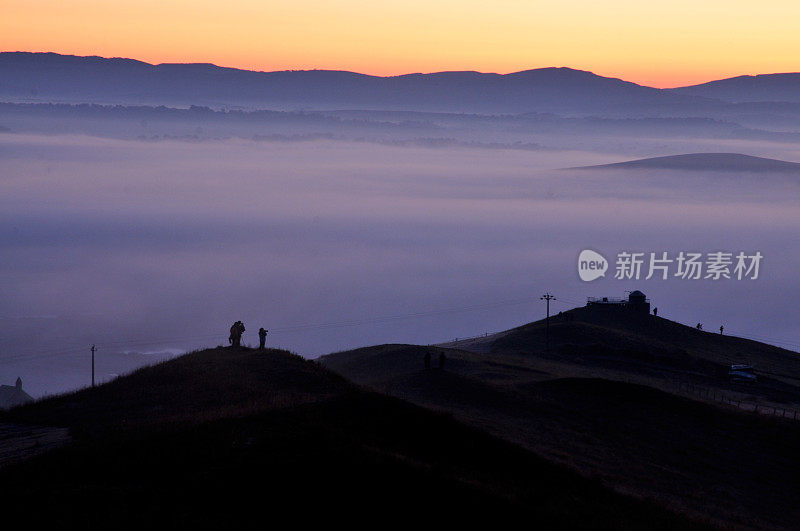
(4, 293, 798, 367)
(540, 292, 556, 352)
(0, 295, 538, 363)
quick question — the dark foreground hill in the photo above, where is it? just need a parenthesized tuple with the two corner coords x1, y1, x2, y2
(2, 346, 350, 433)
(0, 346, 696, 528)
(573, 152, 800, 173)
(322, 307, 800, 529)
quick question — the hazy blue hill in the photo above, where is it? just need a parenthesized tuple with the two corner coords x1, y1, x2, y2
(391, 67, 709, 115)
(0, 51, 706, 113)
(673, 73, 800, 103)
(573, 152, 800, 172)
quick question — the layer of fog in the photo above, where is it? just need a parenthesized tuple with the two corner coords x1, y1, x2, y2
(1, 133, 799, 397)
(4, 103, 800, 160)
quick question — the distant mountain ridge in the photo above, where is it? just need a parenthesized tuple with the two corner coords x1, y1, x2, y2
(0, 51, 705, 113)
(672, 73, 800, 103)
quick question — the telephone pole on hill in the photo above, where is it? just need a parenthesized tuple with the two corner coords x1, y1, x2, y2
(540, 293, 556, 352)
(90, 344, 95, 387)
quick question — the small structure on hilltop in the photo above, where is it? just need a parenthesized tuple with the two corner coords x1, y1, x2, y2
(586, 290, 651, 314)
(627, 290, 651, 314)
(0, 377, 33, 410)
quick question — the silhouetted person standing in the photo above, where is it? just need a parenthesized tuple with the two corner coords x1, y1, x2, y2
(230, 321, 245, 347)
(258, 327, 268, 350)
(696, 323, 703, 330)
(229, 322, 238, 346)
(653, 307, 658, 317)
(424, 351, 431, 369)
(720, 325, 724, 335)
(237, 321, 245, 346)
(439, 351, 446, 369)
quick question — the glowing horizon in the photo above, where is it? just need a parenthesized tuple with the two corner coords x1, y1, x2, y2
(3, 0, 799, 89)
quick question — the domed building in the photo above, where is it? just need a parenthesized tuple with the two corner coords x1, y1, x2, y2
(586, 290, 650, 314)
(627, 290, 650, 314)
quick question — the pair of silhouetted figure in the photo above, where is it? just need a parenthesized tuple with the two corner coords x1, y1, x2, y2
(424, 351, 446, 370)
(229, 321, 245, 347)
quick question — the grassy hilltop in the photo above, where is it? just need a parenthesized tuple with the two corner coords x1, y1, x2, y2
(321, 306, 800, 529)
(0, 346, 697, 528)
(2, 306, 799, 528)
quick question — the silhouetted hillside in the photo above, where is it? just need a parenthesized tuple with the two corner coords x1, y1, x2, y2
(482, 305, 800, 379)
(573, 152, 800, 172)
(0, 52, 704, 113)
(330, 306, 800, 392)
(673, 73, 800, 103)
(0, 346, 697, 527)
(322, 309, 800, 528)
(3, 346, 350, 432)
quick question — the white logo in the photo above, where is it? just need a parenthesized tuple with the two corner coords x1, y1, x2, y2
(578, 250, 608, 282)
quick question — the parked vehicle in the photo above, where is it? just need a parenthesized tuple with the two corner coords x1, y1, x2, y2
(728, 364, 757, 382)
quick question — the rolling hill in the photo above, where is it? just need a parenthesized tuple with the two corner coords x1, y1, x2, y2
(321, 305, 800, 528)
(0, 346, 697, 528)
(573, 152, 800, 172)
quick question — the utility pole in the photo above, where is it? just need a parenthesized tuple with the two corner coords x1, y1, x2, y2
(540, 293, 556, 352)
(90, 344, 96, 387)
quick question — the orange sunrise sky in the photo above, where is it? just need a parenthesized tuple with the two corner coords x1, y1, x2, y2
(2, 0, 799, 88)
